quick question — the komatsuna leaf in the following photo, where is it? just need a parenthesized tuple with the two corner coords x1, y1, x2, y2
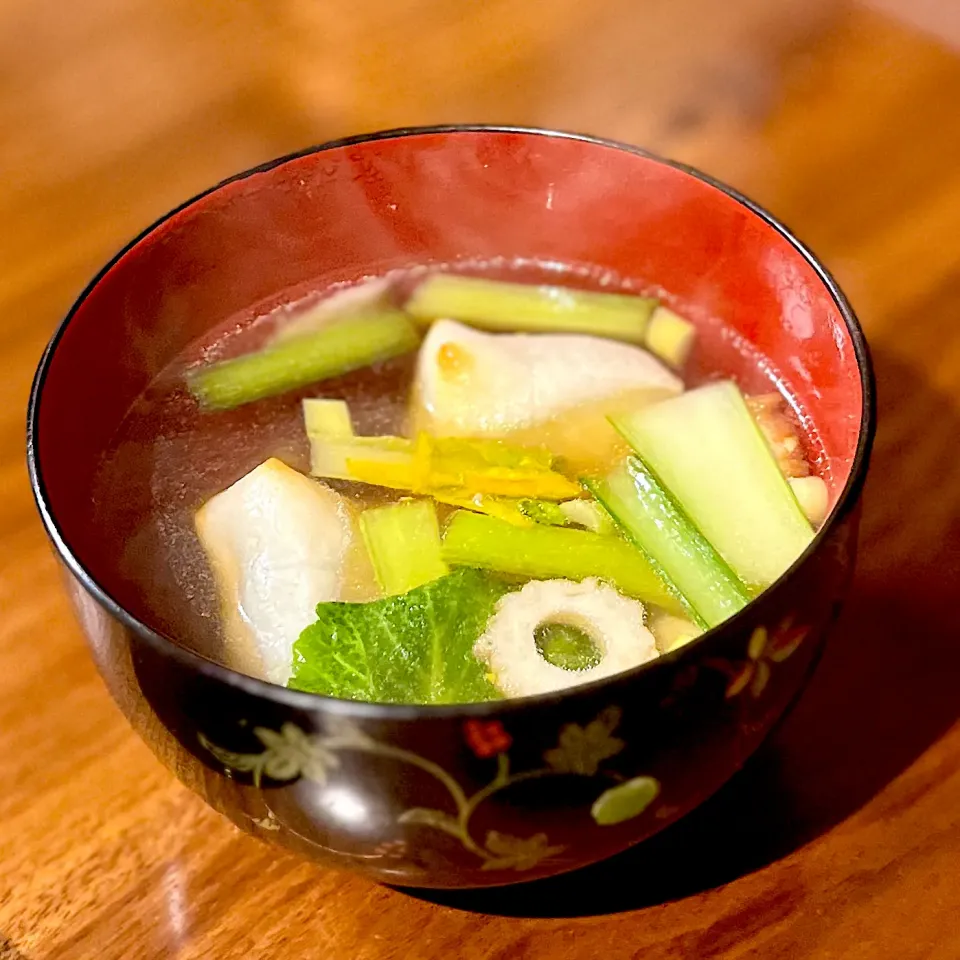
(288, 568, 508, 704)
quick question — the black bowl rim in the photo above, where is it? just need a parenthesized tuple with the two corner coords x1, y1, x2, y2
(26, 123, 877, 721)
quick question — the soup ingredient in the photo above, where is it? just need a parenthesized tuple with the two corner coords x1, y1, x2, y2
(648, 610, 703, 654)
(303, 397, 415, 480)
(312, 430, 580, 501)
(359, 499, 449, 596)
(427, 494, 612, 532)
(746, 392, 810, 478)
(302, 400, 571, 499)
(271, 278, 392, 344)
(432, 491, 535, 526)
(586, 458, 748, 628)
(534, 621, 603, 671)
(473, 578, 659, 698)
(303, 397, 355, 438)
(789, 475, 829, 527)
(558, 498, 618, 536)
(411, 435, 577, 498)
(478, 496, 617, 535)
(187, 311, 420, 410)
(612, 381, 814, 587)
(441, 510, 685, 615)
(288, 568, 507, 704)
(308, 434, 411, 481)
(432, 493, 602, 530)
(517, 499, 568, 526)
(194, 458, 355, 685)
(371, 492, 612, 532)
(310, 434, 413, 482)
(407, 275, 697, 369)
(406, 274, 658, 343)
(645, 305, 696, 369)
(411, 319, 682, 441)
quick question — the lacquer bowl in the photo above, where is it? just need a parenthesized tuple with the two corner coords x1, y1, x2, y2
(27, 126, 874, 889)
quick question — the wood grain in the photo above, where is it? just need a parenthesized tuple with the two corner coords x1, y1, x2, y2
(2, 2, 960, 957)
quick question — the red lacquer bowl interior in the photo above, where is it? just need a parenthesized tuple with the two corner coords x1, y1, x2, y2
(32, 127, 869, 650)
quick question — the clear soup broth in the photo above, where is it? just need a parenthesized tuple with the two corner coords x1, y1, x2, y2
(93, 260, 825, 704)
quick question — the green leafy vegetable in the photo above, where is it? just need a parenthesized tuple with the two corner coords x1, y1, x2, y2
(611, 381, 813, 586)
(359, 499, 449, 596)
(534, 622, 602, 671)
(288, 568, 508, 704)
(302, 398, 354, 438)
(309, 434, 414, 482)
(517, 499, 568, 526)
(441, 510, 685, 616)
(586, 459, 748, 628)
(432, 491, 537, 527)
(644, 305, 695, 369)
(558, 499, 618, 536)
(432, 494, 592, 530)
(187, 311, 420, 410)
(309, 428, 579, 501)
(302, 397, 417, 482)
(520, 497, 620, 536)
(405, 274, 658, 343)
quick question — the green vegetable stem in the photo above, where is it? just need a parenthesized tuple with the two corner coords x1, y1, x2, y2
(405, 274, 658, 343)
(359, 499, 449, 596)
(440, 510, 684, 616)
(187, 311, 420, 410)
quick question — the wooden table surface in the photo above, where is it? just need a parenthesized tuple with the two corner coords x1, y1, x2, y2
(2, 2, 960, 957)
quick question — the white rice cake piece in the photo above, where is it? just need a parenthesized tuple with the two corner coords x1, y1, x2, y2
(195, 458, 353, 685)
(413, 318, 683, 434)
(411, 319, 683, 468)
